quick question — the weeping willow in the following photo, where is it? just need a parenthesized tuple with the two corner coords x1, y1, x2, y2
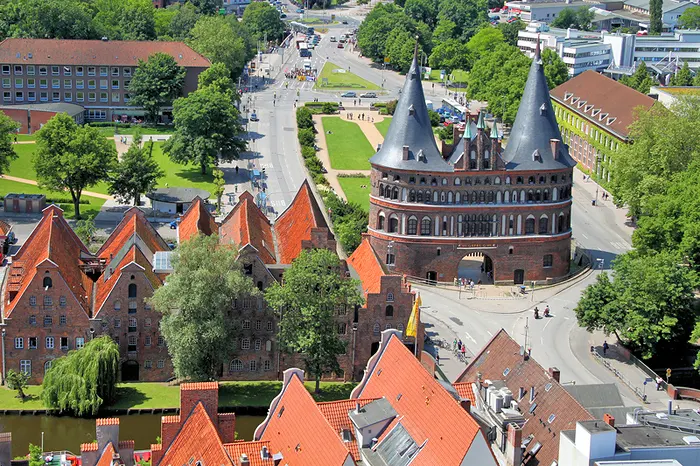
(41, 336, 120, 416)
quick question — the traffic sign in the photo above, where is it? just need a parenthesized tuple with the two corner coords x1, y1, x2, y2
(384, 57, 391, 64)
(666, 368, 672, 378)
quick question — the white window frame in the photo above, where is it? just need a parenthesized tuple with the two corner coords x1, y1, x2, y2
(46, 336, 55, 349)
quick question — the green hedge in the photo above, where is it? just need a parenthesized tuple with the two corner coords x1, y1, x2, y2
(304, 102, 339, 115)
(296, 112, 329, 187)
(87, 122, 130, 128)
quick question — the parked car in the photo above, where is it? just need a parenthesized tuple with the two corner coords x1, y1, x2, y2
(296, 8, 303, 13)
(250, 112, 259, 121)
(341, 91, 357, 97)
(360, 92, 377, 98)
(280, 13, 287, 18)
(342, 20, 348, 24)
(337, 42, 344, 48)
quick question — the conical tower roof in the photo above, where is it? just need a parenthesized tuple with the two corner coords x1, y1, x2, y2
(501, 41, 576, 170)
(370, 46, 452, 173)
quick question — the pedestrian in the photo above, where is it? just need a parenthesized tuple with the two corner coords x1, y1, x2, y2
(453, 337, 458, 349)
(235, 165, 239, 174)
(436, 353, 440, 365)
(655, 376, 663, 391)
(603, 340, 609, 356)
(353, 99, 356, 106)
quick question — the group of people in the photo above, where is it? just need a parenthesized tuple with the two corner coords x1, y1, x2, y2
(284, 68, 317, 80)
(453, 338, 467, 358)
(345, 112, 374, 122)
(457, 277, 480, 290)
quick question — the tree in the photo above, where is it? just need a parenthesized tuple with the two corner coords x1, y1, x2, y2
(650, 0, 663, 34)
(154, 7, 178, 39)
(0, 111, 18, 176)
(265, 249, 364, 392)
(120, 0, 157, 41)
(109, 135, 163, 206)
(496, 19, 525, 46)
(75, 218, 97, 246)
(28, 444, 43, 466)
(356, 4, 415, 62)
(429, 39, 472, 73)
(296, 107, 314, 130)
(189, 16, 249, 80)
(6, 369, 29, 400)
(189, 0, 223, 14)
(678, 6, 700, 29)
(437, 0, 489, 41)
(466, 27, 505, 59)
(129, 53, 186, 124)
(575, 251, 697, 358)
(197, 62, 236, 96)
(541, 48, 569, 88)
(34, 114, 117, 219)
(164, 85, 246, 175)
(213, 168, 225, 214)
(150, 234, 259, 381)
(168, 2, 200, 40)
(669, 62, 694, 86)
(35, 0, 95, 39)
(385, 27, 422, 73)
(242, 2, 285, 43)
(551, 7, 593, 30)
(432, 19, 458, 47)
(619, 61, 654, 94)
(41, 336, 120, 416)
(405, 0, 439, 27)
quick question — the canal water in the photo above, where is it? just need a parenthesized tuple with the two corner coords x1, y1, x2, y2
(0, 414, 266, 456)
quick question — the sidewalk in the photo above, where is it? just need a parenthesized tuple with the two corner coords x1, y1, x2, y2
(1, 175, 112, 200)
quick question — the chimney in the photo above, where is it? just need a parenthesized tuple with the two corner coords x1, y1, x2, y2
(376, 143, 382, 151)
(548, 367, 560, 383)
(603, 413, 615, 427)
(260, 446, 270, 460)
(460, 399, 471, 413)
(0, 433, 11, 466)
(402, 145, 410, 160)
(239, 454, 250, 466)
(550, 139, 560, 160)
(529, 386, 535, 403)
(505, 423, 523, 466)
(355, 402, 361, 414)
(96, 419, 120, 453)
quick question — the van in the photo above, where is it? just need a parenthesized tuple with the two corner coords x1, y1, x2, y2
(330, 36, 337, 42)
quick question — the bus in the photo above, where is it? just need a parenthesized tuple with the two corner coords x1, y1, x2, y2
(289, 21, 314, 35)
(440, 97, 468, 121)
(298, 42, 311, 57)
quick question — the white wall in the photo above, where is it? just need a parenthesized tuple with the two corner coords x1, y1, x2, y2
(460, 433, 498, 466)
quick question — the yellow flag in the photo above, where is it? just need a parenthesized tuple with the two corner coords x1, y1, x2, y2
(405, 294, 421, 337)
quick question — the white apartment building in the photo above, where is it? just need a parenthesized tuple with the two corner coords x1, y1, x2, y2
(506, 0, 604, 23)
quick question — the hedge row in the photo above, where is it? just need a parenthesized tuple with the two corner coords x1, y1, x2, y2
(296, 107, 329, 187)
(304, 102, 339, 115)
(320, 190, 368, 254)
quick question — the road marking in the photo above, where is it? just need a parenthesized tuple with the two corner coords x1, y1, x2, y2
(464, 331, 477, 345)
(260, 163, 274, 169)
(543, 318, 553, 331)
(581, 233, 589, 239)
(486, 330, 493, 337)
(270, 200, 287, 208)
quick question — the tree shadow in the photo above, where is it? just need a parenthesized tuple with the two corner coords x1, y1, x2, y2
(110, 387, 149, 409)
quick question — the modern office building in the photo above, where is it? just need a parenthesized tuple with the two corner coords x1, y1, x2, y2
(505, 0, 604, 23)
(0, 38, 209, 124)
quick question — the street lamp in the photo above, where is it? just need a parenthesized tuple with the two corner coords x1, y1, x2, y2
(1, 327, 5, 385)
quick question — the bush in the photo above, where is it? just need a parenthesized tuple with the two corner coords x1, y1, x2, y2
(313, 173, 329, 186)
(439, 123, 454, 142)
(322, 102, 338, 114)
(301, 145, 316, 159)
(305, 102, 339, 115)
(429, 110, 441, 127)
(386, 100, 398, 115)
(298, 128, 315, 147)
(296, 107, 314, 130)
(321, 191, 368, 254)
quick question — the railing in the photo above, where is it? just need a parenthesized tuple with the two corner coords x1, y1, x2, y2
(591, 348, 652, 403)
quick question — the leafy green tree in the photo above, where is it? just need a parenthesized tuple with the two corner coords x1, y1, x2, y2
(151, 234, 259, 381)
(189, 15, 248, 79)
(120, 0, 157, 41)
(213, 168, 225, 214)
(129, 53, 186, 124)
(6, 369, 29, 399)
(189, 0, 224, 14)
(432, 19, 458, 47)
(242, 2, 285, 43)
(357, 4, 415, 62)
(154, 6, 178, 39)
(41, 336, 120, 416)
(619, 61, 655, 94)
(466, 27, 505, 59)
(165, 85, 246, 175)
(405, 0, 439, 27)
(34, 114, 117, 219)
(437, 0, 489, 41)
(35, 0, 95, 39)
(28, 444, 43, 466)
(669, 62, 694, 86)
(385, 28, 422, 73)
(551, 7, 593, 30)
(168, 2, 200, 40)
(265, 249, 364, 392)
(296, 107, 314, 130)
(75, 218, 97, 246)
(650, 0, 663, 34)
(429, 39, 472, 73)
(197, 62, 236, 95)
(542, 48, 569, 88)
(497, 19, 526, 46)
(322, 191, 369, 253)
(109, 135, 163, 206)
(0, 111, 19, 175)
(575, 251, 697, 358)
(678, 6, 700, 29)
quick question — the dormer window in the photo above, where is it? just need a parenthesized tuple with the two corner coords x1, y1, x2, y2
(532, 150, 541, 162)
(564, 92, 573, 100)
(576, 100, 586, 109)
(584, 105, 593, 113)
(592, 109, 601, 117)
(599, 112, 608, 121)
(43, 276, 52, 289)
(408, 104, 415, 115)
(571, 97, 579, 105)
(607, 117, 616, 125)
(539, 103, 547, 115)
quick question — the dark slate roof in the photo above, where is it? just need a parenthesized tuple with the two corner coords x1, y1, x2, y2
(563, 383, 625, 409)
(447, 120, 478, 165)
(502, 42, 576, 171)
(146, 187, 210, 203)
(370, 49, 452, 173)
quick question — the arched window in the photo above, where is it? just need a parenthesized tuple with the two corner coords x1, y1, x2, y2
(539, 216, 549, 234)
(388, 215, 399, 233)
(505, 176, 511, 185)
(553, 187, 559, 201)
(516, 176, 523, 185)
(497, 191, 502, 203)
(43, 276, 52, 289)
(420, 177, 426, 185)
(420, 217, 431, 236)
(520, 190, 526, 203)
(408, 216, 418, 235)
(266, 340, 272, 351)
(409, 190, 416, 202)
(495, 177, 501, 185)
(377, 212, 385, 230)
(431, 178, 437, 186)
(402, 188, 407, 201)
(539, 176, 545, 184)
(455, 178, 461, 186)
(417, 191, 423, 203)
(558, 213, 566, 233)
(465, 177, 472, 185)
(442, 178, 448, 185)
(425, 190, 431, 203)
(45, 360, 53, 374)
(385, 305, 394, 317)
(487, 191, 495, 203)
(128, 284, 137, 298)
(527, 190, 534, 202)
(433, 191, 439, 203)
(484, 177, 491, 185)
(440, 191, 446, 203)
(394, 174, 401, 181)
(455, 192, 461, 203)
(230, 359, 244, 372)
(392, 187, 399, 200)
(373, 323, 381, 335)
(483, 150, 490, 169)
(504, 191, 510, 203)
(551, 174, 558, 183)
(469, 150, 477, 169)
(525, 216, 535, 234)
(528, 176, 535, 185)
(543, 189, 550, 201)
(448, 191, 453, 204)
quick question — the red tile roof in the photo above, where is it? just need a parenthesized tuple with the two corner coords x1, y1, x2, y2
(178, 197, 218, 243)
(259, 374, 353, 466)
(5, 205, 92, 318)
(452, 383, 477, 405)
(181, 381, 219, 391)
(220, 192, 276, 264)
(0, 219, 11, 236)
(98, 207, 169, 262)
(274, 180, 332, 264)
(0, 39, 210, 68)
(159, 402, 232, 466)
(355, 334, 484, 466)
(347, 238, 385, 297)
(118, 440, 135, 450)
(96, 418, 119, 426)
(550, 70, 656, 139)
(81, 443, 99, 452)
(224, 441, 274, 466)
(317, 398, 378, 461)
(457, 329, 594, 466)
(96, 443, 116, 466)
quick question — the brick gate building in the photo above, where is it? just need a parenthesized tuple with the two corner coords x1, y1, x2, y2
(367, 45, 576, 284)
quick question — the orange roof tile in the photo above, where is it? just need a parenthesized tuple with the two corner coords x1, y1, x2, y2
(355, 334, 483, 466)
(160, 402, 232, 466)
(98, 207, 169, 262)
(178, 197, 219, 243)
(0, 219, 11, 236)
(5, 205, 93, 318)
(224, 441, 274, 466)
(96, 443, 116, 466)
(96, 418, 119, 426)
(118, 440, 135, 449)
(181, 382, 219, 391)
(259, 374, 352, 466)
(317, 398, 377, 461)
(347, 238, 385, 297)
(452, 382, 476, 404)
(457, 329, 594, 466)
(220, 192, 276, 264)
(81, 443, 99, 452)
(162, 415, 180, 424)
(274, 180, 332, 264)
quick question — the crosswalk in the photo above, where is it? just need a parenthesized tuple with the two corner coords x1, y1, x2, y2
(610, 241, 629, 251)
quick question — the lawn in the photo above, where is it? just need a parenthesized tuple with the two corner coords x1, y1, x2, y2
(0, 178, 106, 219)
(147, 142, 216, 194)
(0, 381, 356, 411)
(375, 117, 392, 138)
(338, 176, 371, 211)
(427, 69, 469, 83)
(316, 61, 380, 90)
(321, 117, 375, 170)
(90, 124, 175, 136)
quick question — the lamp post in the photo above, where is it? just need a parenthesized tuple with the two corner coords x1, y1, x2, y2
(1, 327, 6, 385)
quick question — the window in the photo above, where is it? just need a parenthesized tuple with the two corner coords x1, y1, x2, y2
(525, 217, 535, 235)
(58, 296, 67, 307)
(59, 315, 66, 326)
(420, 217, 431, 236)
(128, 318, 137, 332)
(338, 322, 347, 335)
(111, 79, 119, 89)
(13, 91, 22, 101)
(76, 66, 84, 76)
(266, 340, 272, 351)
(250, 360, 257, 371)
(44, 315, 52, 326)
(373, 322, 381, 335)
(114, 318, 121, 328)
(2, 65, 10, 75)
(123, 68, 132, 77)
(62, 79, 71, 89)
(267, 320, 273, 332)
(158, 336, 165, 347)
(145, 335, 152, 346)
(27, 65, 35, 75)
(255, 320, 262, 331)
(60, 337, 68, 350)
(14, 337, 23, 349)
(2, 91, 9, 101)
(88, 79, 96, 89)
(387, 292, 394, 302)
(99, 79, 107, 90)
(157, 360, 165, 368)
(52, 79, 59, 88)
(76, 79, 84, 89)
(63, 66, 71, 76)
(128, 336, 137, 352)
(63, 92, 72, 102)
(543, 254, 553, 268)
(52, 92, 59, 101)
(29, 315, 36, 325)
(76, 92, 84, 102)
(100, 92, 108, 102)
(145, 318, 151, 327)
(46, 336, 55, 349)
(51, 66, 59, 76)
(128, 283, 137, 298)
(44, 295, 52, 306)
(100, 67, 108, 76)
(407, 217, 418, 235)
(230, 359, 243, 372)
(241, 338, 251, 350)
(243, 320, 251, 329)
(254, 339, 262, 351)
(111, 67, 120, 77)
(39, 66, 48, 76)
(20, 360, 31, 376)
(128, 300, 137, 313)
(539, 217, 548, 234)
(29, 337, 37, 349)
(385, 305, 394, 317)
(145, 360, 152, 369)
(264, 360, 271, 371)
(76, 337, 85, 349)
(40, 91, 48, 102)
(15, 78, 22, 88)
(43, 276, 53, 289)
(1, 78, 8, 88)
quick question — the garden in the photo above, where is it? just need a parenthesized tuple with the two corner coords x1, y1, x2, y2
(320, 117, 375, 170)
(315, 62, 380, 90)
(337, 176, 371, 212)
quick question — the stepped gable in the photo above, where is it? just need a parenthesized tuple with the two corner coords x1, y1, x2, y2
(317, 398, 378, 462)
(178, 196, 218, 243)
(501, 40, 576, 171)
(346, 237, 385, 297)
(370, 46, 452, 173)
(273, 180, 333, 265)
(220, 191, 276, 264)
(5, 205, 92, 318)
(456, 329, 594, 466)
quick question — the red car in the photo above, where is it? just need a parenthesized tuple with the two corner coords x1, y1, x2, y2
(337, 43, 344, 48)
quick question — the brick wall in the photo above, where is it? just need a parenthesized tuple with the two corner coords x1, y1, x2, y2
(180, 383, 219, 421)
(0, 433, 11, 466)
(217, 413, 236, 443)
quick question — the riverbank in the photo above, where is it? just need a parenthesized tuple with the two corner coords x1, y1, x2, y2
(0, 380, 355, 413)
